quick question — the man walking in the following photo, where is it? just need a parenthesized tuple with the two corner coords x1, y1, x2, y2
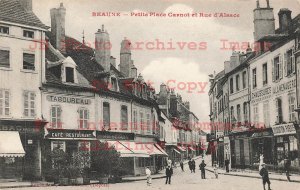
(284, 158, 291, 182)
(145, 167, 151, 186)
(225, 158, 230, 173)
(191, 159, 196, 173)
(188, 159, 192, 173)
(165, 165, 173, 184)
(199, 160, 206, 179)
(180, 160, 184, 172)
(259, 163, 271, 190)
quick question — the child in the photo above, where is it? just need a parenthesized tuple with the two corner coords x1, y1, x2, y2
(145, 167, 152, 186)
(213, 163, 219, 179)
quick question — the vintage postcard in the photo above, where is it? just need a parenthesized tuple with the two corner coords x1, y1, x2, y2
(0, 0, 300, 189)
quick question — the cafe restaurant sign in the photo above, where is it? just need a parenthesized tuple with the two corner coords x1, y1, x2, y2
(45, 129, 96, 139)
(47, 95, 91, 105)
(271, 123, 297, 136)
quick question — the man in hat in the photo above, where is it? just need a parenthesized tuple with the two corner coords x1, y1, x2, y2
(259, 163, 271, 190)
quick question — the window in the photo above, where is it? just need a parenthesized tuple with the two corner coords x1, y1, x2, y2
(273, 56, 282, 81)
(0, 50, 10, 68)
(103, 102, 110, 129)
(237, 104, 241, 122)
(66, 67, 74, 83)
(51, 141, 65, 152)
(236, 75, 240, 91)
(285, 49, 295, 76)
(111, 77, 118, 91)
(51, 106, 62, 128)
(133, 110, 138, 131)
(23, 30, 34, 38)
(288, 94, 296, 122)
(121, 105, 128, 130)
(263, 63, 268, 85)
(79, 108, 89, 129)
(275, 98, 283, 124)
(230, 106, 234, 122)
(243, 102, 248, 123)
(0, 89, 9, 116)
(252, 68, 257, 88)
(140, 111, 144, 133)
(242, 71, 247, 89)
(23, 53, 35, 70)
(24, 91, 35, 117)
(0, 26, 9, 34)
(146, 113, 150, 133)
(230, 78, 234, 93)
(253, 104, 259, 127)
(263, 101, 270, 128)
(78, 141, 91, 153)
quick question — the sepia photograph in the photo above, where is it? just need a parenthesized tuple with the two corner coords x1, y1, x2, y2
(0, 0, 300, 189)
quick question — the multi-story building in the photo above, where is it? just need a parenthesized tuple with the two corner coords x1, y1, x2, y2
(0, 0, 49, 181)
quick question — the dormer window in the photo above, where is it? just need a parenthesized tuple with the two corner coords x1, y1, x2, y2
(0, 26, 9, 34)
(65, 67, 74, 83)
(23, 30, 34, 38)
(110, 77, 118, 91)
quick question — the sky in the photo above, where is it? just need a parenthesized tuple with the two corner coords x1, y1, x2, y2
(33, 0, 300, 124)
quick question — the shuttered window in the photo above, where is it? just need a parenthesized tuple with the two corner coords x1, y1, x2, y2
(242, 71, 247, 89)
(252, 68, 257, 89)
(263, 63, 268, 85)
(236, 75, 240, 91)
(275, 98, 283, 124)
(0, 50, 10, 68)
(243, 102, 248, 123)
(0, 89, 10, 116)
(146, 113, 150, 133)
(51, 106, 62, 128)
(79, 108, 89, 129)
(133, 110, 138, 131)
(140, 111, 144, 134)
(24, 91, 35, 117)
(121, 105, 128, 130)
(237, 104, 241, 122)
(103, 102, 110, 129)
(288, 94, 296, 122)
(23, 53, 35, 70)
(263, 101, 270, 128)
(273, 55, 282, 81)
(285, 49, 295, 76)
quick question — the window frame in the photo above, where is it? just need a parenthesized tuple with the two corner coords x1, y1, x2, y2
(252, 68, 257, 89)
(78, 107, 89, 129)
(23, 52, 35, 70)
(23, 29, 34, 39)
(0, 49, 10, 68)
(0, 25, 9, 35)
(0, 89, 10, 116)
(23, 91, 36, 118)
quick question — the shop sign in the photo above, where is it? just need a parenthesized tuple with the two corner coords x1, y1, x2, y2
(0, 125, 36, 133)
(272, 79, 296, 95)
(251, 87, 271, 103)
(47, 95, 91, 105)
(45, 129, 96, 139)
(96, 131, 135, 141)
(252, 130, 273, 138)
(272, 123, 297, 136)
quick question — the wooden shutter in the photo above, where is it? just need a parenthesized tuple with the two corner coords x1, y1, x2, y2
(272, 59, 275, 82)
(292, 47, 296, 74)
(57, 106, 62, 128)
(0, 90, 3, 115)
(279, 55, 283, 79)
(121, 106, 128, 130)
(284, 52, 288, 76)
(103, 103, 110, 128)
(275, 99, 279, 123)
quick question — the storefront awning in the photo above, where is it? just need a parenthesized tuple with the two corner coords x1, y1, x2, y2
(117, 141, 150, 158)
(0, 131, 25, 157)
(188, 147, 196, 151)
(177, 146, 186, 152)
(173, 149, 181, 154)
(154, 144, 168, 157)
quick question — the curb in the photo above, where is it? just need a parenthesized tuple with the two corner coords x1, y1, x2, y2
(206, 168, 300, 183)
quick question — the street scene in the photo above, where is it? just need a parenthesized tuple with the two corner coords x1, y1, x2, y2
(1, 0, 300, 189)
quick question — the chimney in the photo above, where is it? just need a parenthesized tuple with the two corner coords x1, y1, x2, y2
(19, 0, 32, 11)
(253, 0, 275, 41)
(95, 25, 111, 72)
(266, 0, 270, 8)
(50, 3, 66, 54)
(278, 8, 292, 34)
(119, 38, 132, 77)
(110, 56, 116, 68)
(131, 62, 137, 78)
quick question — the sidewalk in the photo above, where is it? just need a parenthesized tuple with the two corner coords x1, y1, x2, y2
(205, 166, 300, 183)
(0, 181, 53, 189)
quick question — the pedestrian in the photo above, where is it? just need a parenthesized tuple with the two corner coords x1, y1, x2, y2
(225, 159, 230, 173)
(259, 163, 271, 190)
(145, 167, 152, 186)
(284, 158, 291, 182)
(213, 163, 219, 179)
(191, 159, 196, 173)
(188, 159, 192, 173)
(199, 160, 206, 179)
(165, 165, 173, 185)
(180, 160, 184, 172)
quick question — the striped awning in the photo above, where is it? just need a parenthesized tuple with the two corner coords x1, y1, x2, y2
(107, 141, 150, 158)
(0, 131, 25, 157)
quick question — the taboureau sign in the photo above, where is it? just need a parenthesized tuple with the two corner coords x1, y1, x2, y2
(272, 123, 297, 136)
(46, 95, 91, 105)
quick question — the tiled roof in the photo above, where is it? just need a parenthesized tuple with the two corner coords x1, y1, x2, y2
(0, 0, 49, 30)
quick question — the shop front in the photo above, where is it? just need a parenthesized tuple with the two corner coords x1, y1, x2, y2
(0, 119, 46, 181)
(272, 123, 299, 170)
